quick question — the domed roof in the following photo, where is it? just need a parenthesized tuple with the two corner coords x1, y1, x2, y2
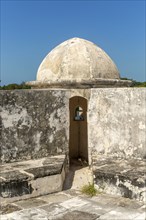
(36, 37, 120, 83)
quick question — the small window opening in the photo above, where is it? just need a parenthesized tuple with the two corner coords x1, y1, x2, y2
(74, 106, 84, 121)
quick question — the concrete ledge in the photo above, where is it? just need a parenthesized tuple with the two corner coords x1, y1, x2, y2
(26, 78, 132, 88)
(0, 155, 67, 203)
(92, 156, 146, 202)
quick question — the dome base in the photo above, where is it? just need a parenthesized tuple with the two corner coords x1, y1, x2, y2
(26, 78, 132, 89)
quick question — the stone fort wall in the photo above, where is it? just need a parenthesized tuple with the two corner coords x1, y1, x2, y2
(88, 88, 146, 160)
(0, 90, 69, 163)
(0, 88, 145, 164)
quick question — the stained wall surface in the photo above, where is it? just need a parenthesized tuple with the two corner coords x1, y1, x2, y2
(0, 88, 145, 164)
(88, 88, 146, 160)
(0, 90, 69, 163)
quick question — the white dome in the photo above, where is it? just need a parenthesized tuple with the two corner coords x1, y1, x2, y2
(37, 37, 120, 83)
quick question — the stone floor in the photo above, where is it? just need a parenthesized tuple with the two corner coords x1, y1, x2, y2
(1, 190, 145, 220)
(1, 161, 146, 220)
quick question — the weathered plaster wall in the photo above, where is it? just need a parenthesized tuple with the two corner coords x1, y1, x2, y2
(0, 90, 69, 163)
(1, 88, 145, 164)
(88, 88, 146, 160)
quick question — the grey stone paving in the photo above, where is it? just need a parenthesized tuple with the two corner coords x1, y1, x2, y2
(1, 190, 145, 220)
(1, 164, 146, 219)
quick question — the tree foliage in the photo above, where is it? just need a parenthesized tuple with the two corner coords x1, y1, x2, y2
(120, 78, 146, 87)
(0, 82, 31, 90)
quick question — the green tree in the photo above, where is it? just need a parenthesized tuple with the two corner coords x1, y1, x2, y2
(0, 82, 31, 90)
(120, 78, 146, 87)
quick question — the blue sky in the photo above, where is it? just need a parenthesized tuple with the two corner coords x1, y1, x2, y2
(1, 0, 145, 85)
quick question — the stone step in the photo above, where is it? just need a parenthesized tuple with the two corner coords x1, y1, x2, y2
(92, 157, 146, 202)
(0, 155, 67, 203)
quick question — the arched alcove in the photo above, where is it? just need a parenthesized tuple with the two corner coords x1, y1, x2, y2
(69, 96, 88, 163)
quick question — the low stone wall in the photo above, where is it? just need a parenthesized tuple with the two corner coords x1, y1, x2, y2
(0, 155, 67, 203)
(0, 90, 69, 163)
(92, 156, 146, 202)
(88, 88, 146, 160)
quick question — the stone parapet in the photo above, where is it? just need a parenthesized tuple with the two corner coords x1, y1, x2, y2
(0, 155, 67, 203)
(93, 156, 146, 202)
